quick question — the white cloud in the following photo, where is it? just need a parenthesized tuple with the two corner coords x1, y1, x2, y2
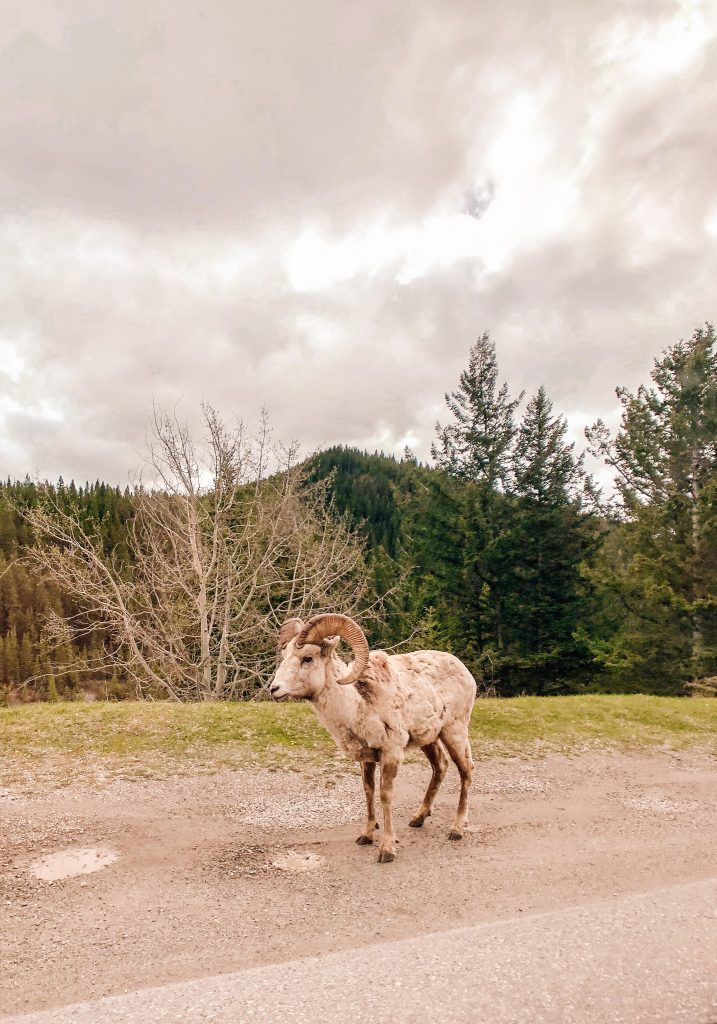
(3, 213, 258, 298)
(285, 87, 589, 291)
(0, 338, 26, 382)
(596, 0, 711, 81)
(705, 204, 717, 239)
(0, 0, 715, 483)
(286, 212, 490, 292)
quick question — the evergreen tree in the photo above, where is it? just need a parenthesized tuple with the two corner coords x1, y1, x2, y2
(0, 480, 136, 699)
(402, 470, 477, 656)
(431, 333, 523, 666)
(512, 388, 585, 505)
(18, 632, 34, 684)
(432, 332, 522, 489)
(407, 604, 455, 653)
(3, 628, 19, 687)
(587, 324, 717, 688)
(501, 388, 599, 691)
(47, 673, 59, 702)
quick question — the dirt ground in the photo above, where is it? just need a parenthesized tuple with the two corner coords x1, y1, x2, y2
(1, 749, 715, 1018)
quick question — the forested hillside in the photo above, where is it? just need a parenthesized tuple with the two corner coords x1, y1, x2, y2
(309, 326, 717, 696)
(0, 480, 134, 700)
(2, 326, 716, 702)
(304, 331, 602, 695)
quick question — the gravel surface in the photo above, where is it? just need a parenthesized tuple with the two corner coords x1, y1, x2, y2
(3, 878, 716, 1024)
(0, 750, 715, 1018)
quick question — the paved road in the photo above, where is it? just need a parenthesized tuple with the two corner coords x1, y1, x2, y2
(3, 878, 716, 1024)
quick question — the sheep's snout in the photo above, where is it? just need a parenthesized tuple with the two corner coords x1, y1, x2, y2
(269, 671, 293, 700)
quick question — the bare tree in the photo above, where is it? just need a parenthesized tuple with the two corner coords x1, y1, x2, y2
(23, 405, 370, 700)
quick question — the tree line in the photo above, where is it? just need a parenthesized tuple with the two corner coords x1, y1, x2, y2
(312, 325, 717, 696)
(1, 407, 371, 702)
(1, 325, 715, 701)
(0, 480, 134, 700)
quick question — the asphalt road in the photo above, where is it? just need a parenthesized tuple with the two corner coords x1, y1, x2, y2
(3, 877, 716, 1024)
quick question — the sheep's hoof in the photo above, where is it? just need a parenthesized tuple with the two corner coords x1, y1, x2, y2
(409, 815, 425, 828)
(377, 850, 395, 863)
(356, 835, 373, 845)
(448, 829, 463, 841)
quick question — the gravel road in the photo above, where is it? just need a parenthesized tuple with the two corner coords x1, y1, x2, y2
(3, 877, 716, 1024)
(1, 749, 715, 1020)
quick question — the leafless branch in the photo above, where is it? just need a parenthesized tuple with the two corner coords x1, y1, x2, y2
(20, 405, 371, 700)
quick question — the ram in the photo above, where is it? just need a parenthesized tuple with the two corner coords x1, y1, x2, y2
(270, 613, 476, 863)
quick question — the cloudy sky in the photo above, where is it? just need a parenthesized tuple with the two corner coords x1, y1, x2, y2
(2, 0, 716, 483)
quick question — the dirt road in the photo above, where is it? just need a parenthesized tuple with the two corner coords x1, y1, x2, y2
(1, 749, 715, 1018)
(4, 878, 716, 1024)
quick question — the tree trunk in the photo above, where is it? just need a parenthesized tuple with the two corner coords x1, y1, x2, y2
(690, 449, 706, 678)
(187, 501, 213, 698)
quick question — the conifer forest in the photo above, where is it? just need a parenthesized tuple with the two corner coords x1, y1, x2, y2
(2, 325, 716, 702)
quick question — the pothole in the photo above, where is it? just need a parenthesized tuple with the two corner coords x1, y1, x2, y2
(217, 843, 326, 878)
(28, 847, 118, 882)
(271, 849, 325, 872)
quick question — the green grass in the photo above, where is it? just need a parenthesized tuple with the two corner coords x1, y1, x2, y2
(1, 695, 714, 791)
(469, 695, 716, 753)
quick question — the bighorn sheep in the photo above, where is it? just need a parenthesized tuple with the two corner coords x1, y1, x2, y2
(270, 614, 476, 863)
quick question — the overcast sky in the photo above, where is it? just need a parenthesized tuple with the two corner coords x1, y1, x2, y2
(2, 0, 716, 483)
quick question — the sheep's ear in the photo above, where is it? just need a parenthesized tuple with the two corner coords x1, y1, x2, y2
(320, 635, 341, 656)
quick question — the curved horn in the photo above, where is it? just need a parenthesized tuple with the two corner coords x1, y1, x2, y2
(296, 613, 369, 685)
(278, 617, 304, 650)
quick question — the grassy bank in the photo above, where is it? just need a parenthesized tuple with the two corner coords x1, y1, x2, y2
(1, 695, 715, 791)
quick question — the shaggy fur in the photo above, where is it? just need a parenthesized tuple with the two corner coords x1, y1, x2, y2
(271, 637, 476, 863)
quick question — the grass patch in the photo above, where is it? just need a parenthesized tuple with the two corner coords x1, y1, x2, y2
(470, 695, 716, 755)
(1, 695, 714, 791)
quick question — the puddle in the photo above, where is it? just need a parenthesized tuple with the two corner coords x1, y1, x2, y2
(28, 847, 118, 882)
(271, 849, 325, 873)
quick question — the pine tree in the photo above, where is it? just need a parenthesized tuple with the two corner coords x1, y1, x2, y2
(4, 629, 19, 688)
(408, 604, 455, 653)
(403, 471, 476, 655)
(502, 388, 599, 691)
(431, 333, 523, 665)
(47, 674, 59, 702)
(587, 324, 717, 687)
(432, 332, 522, 489)
(18, 632, 34, 684)
(512, 388, 586, 506)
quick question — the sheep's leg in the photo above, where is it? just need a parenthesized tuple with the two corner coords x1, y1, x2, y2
(409, 741, 448, 827)
(356, 761, 378, 845)
(377, 753, 401, 863)
(440, 726, 473, 840)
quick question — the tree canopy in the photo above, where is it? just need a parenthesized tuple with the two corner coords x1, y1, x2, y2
(2, 325, 716, 701)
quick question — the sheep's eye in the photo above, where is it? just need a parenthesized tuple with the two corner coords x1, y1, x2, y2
(301, 655, 313, 665)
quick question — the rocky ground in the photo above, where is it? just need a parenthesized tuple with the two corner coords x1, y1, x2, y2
(1, 749, 715, 1018)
